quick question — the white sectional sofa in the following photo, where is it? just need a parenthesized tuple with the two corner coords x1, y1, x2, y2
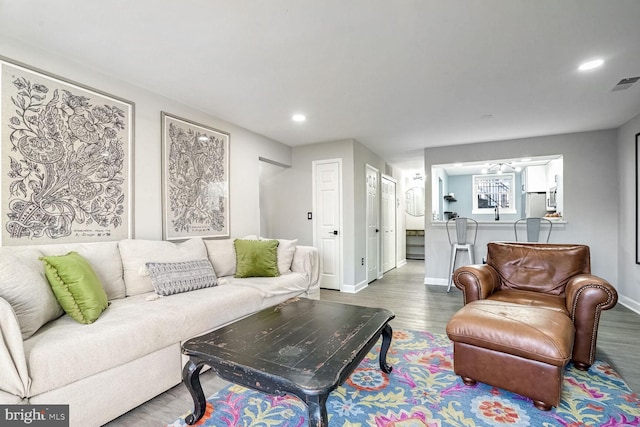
(0, 237, 320, 427)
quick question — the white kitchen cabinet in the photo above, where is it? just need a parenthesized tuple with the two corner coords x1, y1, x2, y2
(522, 165, 547, 192)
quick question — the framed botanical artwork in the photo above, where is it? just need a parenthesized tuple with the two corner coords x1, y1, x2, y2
(0, 56, 134, 246)
(161, 112, 229, 240)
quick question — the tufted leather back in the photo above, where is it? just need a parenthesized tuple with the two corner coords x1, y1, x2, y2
(486, 242, 591, 296)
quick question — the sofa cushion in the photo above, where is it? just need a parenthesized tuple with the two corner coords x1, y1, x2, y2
(223, 272, 310, 309)
(36, 242, 126, 301)
(234, 239, 279, 278)
(40, 252, 109, 324)
(119, 238, 208, 296)
(203, 239, 236, 277)
(0, 247, 64, 339)
(23, 285, 265, 396)
(146, 259, 217, 296)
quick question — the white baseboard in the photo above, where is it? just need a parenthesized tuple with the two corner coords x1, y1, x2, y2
(397, 259, 407, 268)
(619, 295, 640, 316)
(342, 280, 368, 294)
(425, 277, 448, 286)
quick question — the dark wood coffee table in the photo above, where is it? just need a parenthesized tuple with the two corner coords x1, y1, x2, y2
(181, 298, 395, 427)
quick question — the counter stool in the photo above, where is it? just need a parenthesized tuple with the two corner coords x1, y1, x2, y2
(446, 217, 477, 292)
(514, 217, 553, 242)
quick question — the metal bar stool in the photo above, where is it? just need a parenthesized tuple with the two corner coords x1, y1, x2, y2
(514, 217, 553, 242)
(446, 217, 478, 292)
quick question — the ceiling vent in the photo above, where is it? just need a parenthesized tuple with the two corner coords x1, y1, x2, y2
(612, 76, 640, 91)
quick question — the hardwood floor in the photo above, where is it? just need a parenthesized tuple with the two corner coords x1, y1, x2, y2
(105, 260, 640, 426)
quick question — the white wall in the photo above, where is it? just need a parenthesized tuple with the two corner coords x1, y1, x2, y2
(617, 113, 640, 313)
(0, 36, 292, 241)
(268, 139, 388, 290)
(424, 130, 620, 291)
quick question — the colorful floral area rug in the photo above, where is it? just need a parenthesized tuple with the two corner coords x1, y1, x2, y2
(168, 330, 639, 426)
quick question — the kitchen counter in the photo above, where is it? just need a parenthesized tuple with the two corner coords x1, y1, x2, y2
(431, 218, 566, 226)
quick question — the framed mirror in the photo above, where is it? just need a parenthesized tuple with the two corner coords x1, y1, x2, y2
(405, 187, 425, 216)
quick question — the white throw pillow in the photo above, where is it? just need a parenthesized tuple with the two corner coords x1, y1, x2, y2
(203, 239, 236, 277)
(119, 238, 208, 296)
(271, 238, 298, 274)
(0, 247, 64, 339)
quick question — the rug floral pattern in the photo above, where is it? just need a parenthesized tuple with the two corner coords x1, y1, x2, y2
(169, 330, 640, 427)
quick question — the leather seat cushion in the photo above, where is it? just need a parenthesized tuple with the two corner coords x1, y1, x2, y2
(446, 300, 574, 367)
(487, 289, 568, 314)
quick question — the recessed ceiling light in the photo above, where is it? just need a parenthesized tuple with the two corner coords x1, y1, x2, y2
(292, 114, 306, 122)
(453, 163, 463, 167)
(578, 58, 604, 71)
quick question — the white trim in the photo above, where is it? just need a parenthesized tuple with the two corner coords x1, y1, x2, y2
(342, 280, 368, 294)
(424, 277, 448, 286)
(397, 259, 407, 268)
(619, 295, 640, 316)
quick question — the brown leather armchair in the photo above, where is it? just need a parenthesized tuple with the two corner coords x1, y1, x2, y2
(453, 242, 618, 370)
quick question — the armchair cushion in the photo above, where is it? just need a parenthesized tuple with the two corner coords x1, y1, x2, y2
(486, 242, 591, 295)
(487, 289, 567, 314)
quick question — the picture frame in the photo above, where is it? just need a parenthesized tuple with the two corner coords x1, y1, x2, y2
(636, 132, 640, 264)
(161, 112, 229, 240)
(0, 56, 134, 246)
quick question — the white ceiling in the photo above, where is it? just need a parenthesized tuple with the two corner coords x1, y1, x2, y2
(1, 1, 639, 170)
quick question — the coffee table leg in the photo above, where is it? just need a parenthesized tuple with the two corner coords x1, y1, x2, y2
(379, 323, 393, 373)
(306, 393, 329, 427)
(182, 359, 206, 425)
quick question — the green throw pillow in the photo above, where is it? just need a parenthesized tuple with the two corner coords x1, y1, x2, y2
(234, 239, 280, 278)
(40, 251, 109, 324)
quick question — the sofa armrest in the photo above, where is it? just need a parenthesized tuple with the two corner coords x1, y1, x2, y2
(291, 245, 321, 297)
(564, 274, 618, 369)
(453, 265, 500, 304)
(0, 297, 30, 398)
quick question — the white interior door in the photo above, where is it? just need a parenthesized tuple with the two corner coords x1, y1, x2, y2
(313, 160, 342, 290)
(366, 165, 380, 283)
(382, 175, 396, 273)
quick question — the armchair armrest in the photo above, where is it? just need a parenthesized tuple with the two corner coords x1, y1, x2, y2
(564, 274, 618, 369)
(453, 264, 500, 304)
(0, 297, 30, 398)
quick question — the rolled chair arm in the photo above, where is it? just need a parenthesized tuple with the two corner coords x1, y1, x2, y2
(453, 264, 500, 305)
(564, 274, 618, 370)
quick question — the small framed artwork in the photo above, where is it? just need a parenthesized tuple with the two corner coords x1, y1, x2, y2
(161, 112, 230, 240)
(0, 56, 134, 246)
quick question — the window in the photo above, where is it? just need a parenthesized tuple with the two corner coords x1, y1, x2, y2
(472, 173, 517, 214)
